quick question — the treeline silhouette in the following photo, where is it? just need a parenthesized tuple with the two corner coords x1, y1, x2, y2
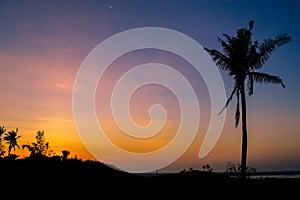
(0, 125, 72, 160)
(0, 125, 124, 180)
(0, 125, 145, 196)
(0, 125, 251, 177)
(0, 125, 299, 197)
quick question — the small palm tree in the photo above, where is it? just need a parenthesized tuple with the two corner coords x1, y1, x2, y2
(204, 20, 291, 179)
(3, 128, 21, 156)
(0, 126, 6, 157)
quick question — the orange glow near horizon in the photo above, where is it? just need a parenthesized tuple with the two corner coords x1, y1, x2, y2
(2, 94, 300, 172)
(1, 50, 299, 171)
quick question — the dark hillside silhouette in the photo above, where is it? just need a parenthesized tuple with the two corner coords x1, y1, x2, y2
(1, 158, 299, 198)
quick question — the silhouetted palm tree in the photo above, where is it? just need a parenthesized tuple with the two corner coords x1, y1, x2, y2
(3, 128, 21, 156)
(0, 126, 6, 157)
(204, 20, 291, 179)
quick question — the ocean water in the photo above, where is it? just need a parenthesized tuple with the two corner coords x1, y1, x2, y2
(135, 170, 300, 179)
(251, 174, 300, 179)
(238, 170, 300, 179)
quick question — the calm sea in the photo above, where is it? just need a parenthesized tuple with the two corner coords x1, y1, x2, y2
(238, 170, 300, 179)
(251, 174, 300, 179)
(136, 171, 300, 179)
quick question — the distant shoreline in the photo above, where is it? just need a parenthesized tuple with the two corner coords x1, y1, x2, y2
(135, 170, 300, 178)
(249, 170, 300, 179)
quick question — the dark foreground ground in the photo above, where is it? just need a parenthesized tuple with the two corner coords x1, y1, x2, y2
(1, 158, 299, 198)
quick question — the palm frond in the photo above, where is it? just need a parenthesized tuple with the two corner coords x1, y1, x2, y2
(218, 85, 238, 115)
(248, 20, 254, 31)
(217, 37, 232, 57)
(274, 34, 292, 47)
(255, 34, 291, 69)
(204, 47, 230, 71)
(235, 92, 240, 128)
(0, 126, 6, 135)
(249, 72, 285, 88)
(222, 34, 234, 44)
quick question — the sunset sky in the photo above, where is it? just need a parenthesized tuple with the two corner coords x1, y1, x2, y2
(0, 0, 299, 172)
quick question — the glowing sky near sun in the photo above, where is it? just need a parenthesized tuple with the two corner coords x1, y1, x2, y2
(0, 0, 299, 172)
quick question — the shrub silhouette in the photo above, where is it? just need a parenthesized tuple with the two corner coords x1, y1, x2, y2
(22, 130, 49, 159)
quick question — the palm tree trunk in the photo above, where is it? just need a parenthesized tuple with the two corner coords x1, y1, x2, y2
(240, 81, 248, 179)
(8, 146, 11, 156)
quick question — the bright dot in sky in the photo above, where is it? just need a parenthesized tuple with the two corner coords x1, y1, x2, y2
(109, 5, 112, 9)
